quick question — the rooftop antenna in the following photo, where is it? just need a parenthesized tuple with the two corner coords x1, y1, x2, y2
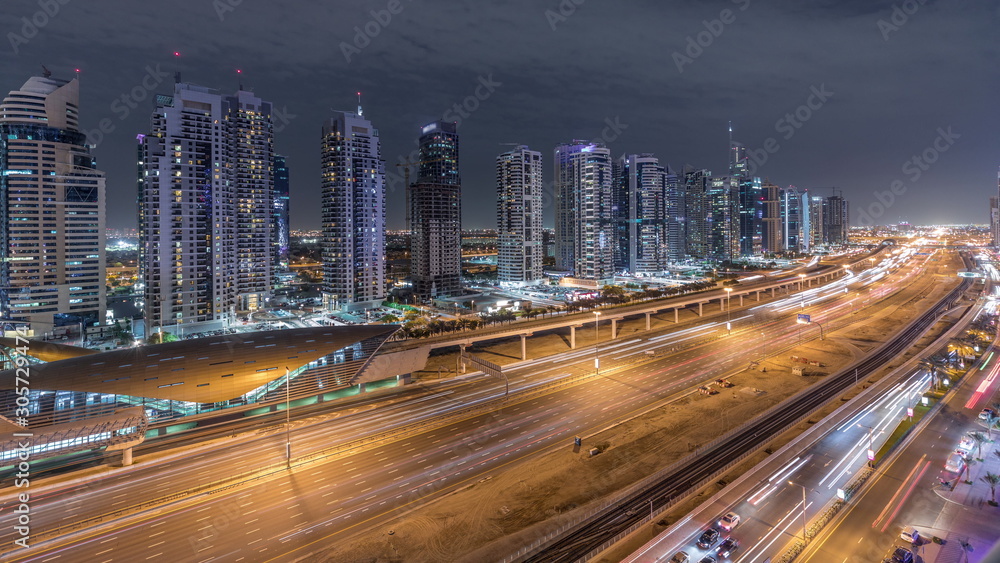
(236, 68, 243, 91)
(41, 65, 52, 78)
(728, 120, 734, 174)
(173, 51, 181, 83)
(357, 91, 363, 117)
(74, 68, 80, 80)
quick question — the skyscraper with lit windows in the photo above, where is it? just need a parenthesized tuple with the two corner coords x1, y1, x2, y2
(139, 81, 274, 336)
(554, 141, 614, 280)
(410, 121, 461, 299)
(496, 145, 543, 286)
(0, 74, 106, 334)
(320, 106, 386, 310)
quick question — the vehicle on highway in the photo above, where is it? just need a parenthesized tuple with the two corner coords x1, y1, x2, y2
(669, 552, 689, 563)
(697, 528, 721, 549)
(716, 536, 739, 558)
(697, 555, 717, 563)
(944, 451, 966, 474)
(900, 526, 920, 544)
(890, 546, 914, 563)
(718, 511, 740, 530)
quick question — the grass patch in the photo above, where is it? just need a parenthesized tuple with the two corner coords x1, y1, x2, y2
(874, 402, 932, 464)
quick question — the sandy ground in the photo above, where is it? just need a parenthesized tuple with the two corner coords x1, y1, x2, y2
(312, 254, 966, 563)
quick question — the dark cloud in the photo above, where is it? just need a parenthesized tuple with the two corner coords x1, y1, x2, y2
(1, 0, 997, 230)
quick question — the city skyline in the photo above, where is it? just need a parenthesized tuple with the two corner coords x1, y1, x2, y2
(1, 1, 996, 231)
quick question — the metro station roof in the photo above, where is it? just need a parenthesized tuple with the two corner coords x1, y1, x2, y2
(0, 337, 98, 362)
(0, 325, 396, 404)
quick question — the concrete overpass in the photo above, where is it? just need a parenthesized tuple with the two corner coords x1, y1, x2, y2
(377, 264, 852, 371)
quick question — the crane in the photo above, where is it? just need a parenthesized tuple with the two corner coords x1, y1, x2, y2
(395, 156, 452, 231)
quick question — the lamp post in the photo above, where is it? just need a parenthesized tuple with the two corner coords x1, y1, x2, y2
(724, 287, 733, 335)
(788, 481, 808, 542)
(798, 273, 806, 308)
(761, 331, 766, 365)
(594, 311, 601, 375)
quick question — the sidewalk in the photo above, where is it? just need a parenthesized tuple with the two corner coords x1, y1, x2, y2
(919, 419, 1000, 563)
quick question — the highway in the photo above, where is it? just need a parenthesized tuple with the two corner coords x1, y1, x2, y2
(0, 249, 945, 562)
(522, 251, 971, 562)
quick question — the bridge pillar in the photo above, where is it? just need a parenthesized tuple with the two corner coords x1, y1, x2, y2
(645, 312, 651, 331)
(755, 290, 761, 301)
(570, 326, 576, 349)
(459, 344, 466, 373)
(520, 334, 527, 361)
(121, 447, 133, 467)
(674, 308, 679, 323)
(610, 318, 618, 340)
(770, 287, 775, 297)
(720, 298, 726, 311)
(738, 294, 744, 306)
(697, 302, 703, 317)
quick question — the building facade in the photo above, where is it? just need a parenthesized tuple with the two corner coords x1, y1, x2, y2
(496, 145, 543, 286)
(707, 175, 740, 262)
(273, 155, 290, 271)
(139, 82, 274, 336)
(823, 195, 849, 245)
(614, 153, 666, 274)
(781, 186, 806, 253)
(760, 181, 783, 254)
(0, 75, 106, 332)
(554, 141, 614, 280)
(321, 107, 386, 310)
(410, 121, 461, 299)
(682, 166, 710, 259)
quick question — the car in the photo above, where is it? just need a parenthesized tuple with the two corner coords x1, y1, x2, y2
(979, 408, 996, 421)
(716, 537, 740, 558)
(900, 526, 919, 544)
(718, 512, 741, 531)
(958, 435, 975, 453)
(891, 546, 914, 563)
(669, 552, 690, 563)
(697, 528, 721, 549)
(698, 556, 717, 563)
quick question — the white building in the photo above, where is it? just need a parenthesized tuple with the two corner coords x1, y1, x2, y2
(139, 81, 274, 336)
(554, 141, 614, 281)
(320, 105, 386, 310)
(0, 74, 106, 333)
(496, 145, 543, 287)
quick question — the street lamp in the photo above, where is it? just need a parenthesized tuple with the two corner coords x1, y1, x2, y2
(285, 366, 292, 468)
(761, 331, 766, 365)
(788, 480, 808, 542)
(724, 287, 733, 335)
(796, 316, 825, 340)
(594, 311, 601, 375)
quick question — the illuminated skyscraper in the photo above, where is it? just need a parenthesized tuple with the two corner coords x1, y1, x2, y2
(0, 74, 106, 333)
(139, 81, 274, 335)
(410, 121, 461, 299)
(760, 181, 784, 254)
(273, 155, 290, 270)
(496, 145, 543, 286)
(555, 141, 614, 280)
(320, 106, 386, 309)
(614, 154, 667, 274)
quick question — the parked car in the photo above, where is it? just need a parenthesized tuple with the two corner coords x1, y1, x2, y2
(891, 546, 914, 563)
(697, 556, 717, 563)
(979, 408, 996, 421)
(697, 528, 721, 549)
(669, 552, 689, 563)
(716, 537, 740, 558)
(718, 512, 740, 531)
(900, 526, 919, 544)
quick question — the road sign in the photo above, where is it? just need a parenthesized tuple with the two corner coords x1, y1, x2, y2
(867, 449, 875, 461)
(797, 313, 811, 323)
(836, 488, 846, 500)
(907, 407, 914, 418)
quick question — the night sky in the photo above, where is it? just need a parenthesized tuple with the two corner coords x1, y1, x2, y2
(2, 0, 998, 230)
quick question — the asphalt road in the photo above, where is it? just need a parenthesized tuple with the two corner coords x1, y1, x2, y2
(0, 250, 938, 562)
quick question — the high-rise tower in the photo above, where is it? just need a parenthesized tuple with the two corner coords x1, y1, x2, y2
(410, 121, 461, 299)
(321, 107, 386, 309)
(139, 81, 274, 336)
(273, 155, 290, 271)
(496, 145, 543, 286)
(0, 74, 106, 333)
(554, 141, 614, 280)
(614, 154, 667, 274)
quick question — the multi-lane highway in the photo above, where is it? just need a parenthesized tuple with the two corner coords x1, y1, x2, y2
(0, 248, 953, 562)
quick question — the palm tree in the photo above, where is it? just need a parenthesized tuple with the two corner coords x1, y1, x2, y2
(963, 456, 977, 484)
(969, 431, 988, 459)
(981, 472, 1000, 503)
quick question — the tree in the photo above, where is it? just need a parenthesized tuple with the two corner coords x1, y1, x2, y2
(963, 456, 977, 484)
(981, 472, 1000, 503)
(147, 331, 178, 344)
(969, 431, 988, 459)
